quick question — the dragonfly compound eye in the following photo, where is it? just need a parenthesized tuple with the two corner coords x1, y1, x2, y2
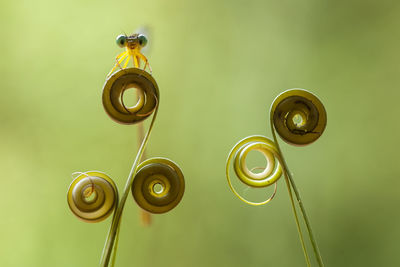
(116, 35, 127, 48)
(138, 34, 148, 47)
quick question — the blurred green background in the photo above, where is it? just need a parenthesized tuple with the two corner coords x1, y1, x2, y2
(1, 0, 399, 266)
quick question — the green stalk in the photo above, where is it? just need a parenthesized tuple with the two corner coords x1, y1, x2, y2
(271, 121, 325, 267)
(137, 94, 152, 226)
(100, 107, 159, 267)
(283, 174, 311, 267)
(110, 219, 121, 266)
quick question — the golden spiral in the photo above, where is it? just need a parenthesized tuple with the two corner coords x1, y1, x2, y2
(226, 135, 282, 205)
(131, 157, 185, 214)
(102, 68, 159, 124)
(270, 89, 327, 146)
(67, 171, 118, 223)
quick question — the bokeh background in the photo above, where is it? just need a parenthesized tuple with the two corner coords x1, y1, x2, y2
(1, 0, 399, 266)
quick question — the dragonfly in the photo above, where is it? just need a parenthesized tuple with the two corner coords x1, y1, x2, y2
(106, 28, 154, 226)
(107, 32, 152, 77)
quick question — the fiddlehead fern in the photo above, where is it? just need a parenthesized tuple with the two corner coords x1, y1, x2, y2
(67, 32, 186, 267)
(102, 68, 159, 125)
(270, 89, 326, 146)
(68, 59, 185, 266)
(67, 171, 118, 223)
(226, 88, 327, 267)
(270, 88, 326, 266)
(226, 136, 281, 205)
(98, 67, 160, 267)
(132, 157, 185, 214)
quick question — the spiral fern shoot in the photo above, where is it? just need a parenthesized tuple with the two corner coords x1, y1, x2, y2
(67, 171, 118, 223)
(67, 33, 185, 267)
(226, 135, 281, 205)
(226, 88, 327, 267)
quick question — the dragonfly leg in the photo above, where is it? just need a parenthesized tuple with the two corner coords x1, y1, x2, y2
(107, 51, 128, 77)
(133, 55, 139, 68)
(122, 54, 131, 68)
(137, 52, 152, 73)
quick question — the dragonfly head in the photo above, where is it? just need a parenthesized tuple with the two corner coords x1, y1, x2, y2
(116, 33, 148, 50)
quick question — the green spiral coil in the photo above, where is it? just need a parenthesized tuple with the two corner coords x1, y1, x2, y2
(226, 135, 281, 205)
(132, 157, 185, 214)
(67, 171, 118, 223)
(226, 88, 327, 267)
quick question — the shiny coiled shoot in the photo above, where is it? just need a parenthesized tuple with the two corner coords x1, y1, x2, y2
(226, 136, 281, 205)
(67, 171, 118, 223)
(226, 88, 327, 267)
(67, 32, 185, 267)
(132, 157, 185, 214)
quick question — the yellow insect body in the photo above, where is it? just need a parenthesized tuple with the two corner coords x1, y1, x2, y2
(107, 33, 152, 77)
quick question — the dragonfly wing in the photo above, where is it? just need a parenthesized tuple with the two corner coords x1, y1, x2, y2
(136, 25, 152, 54)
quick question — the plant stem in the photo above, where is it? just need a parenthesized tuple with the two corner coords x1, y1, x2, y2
(271, 121, 325, 267)
(283, 174, 311, 267)
(100, 107, 158, 267)
(137, 93, 152, 226)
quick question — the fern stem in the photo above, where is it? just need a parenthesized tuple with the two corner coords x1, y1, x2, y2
(283, 174, 311, 267)
(100, 107, 158, 267)
(271, 122, 324, 267)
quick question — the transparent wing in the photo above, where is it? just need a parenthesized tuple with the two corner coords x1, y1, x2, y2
(136, 25, 152, 54)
